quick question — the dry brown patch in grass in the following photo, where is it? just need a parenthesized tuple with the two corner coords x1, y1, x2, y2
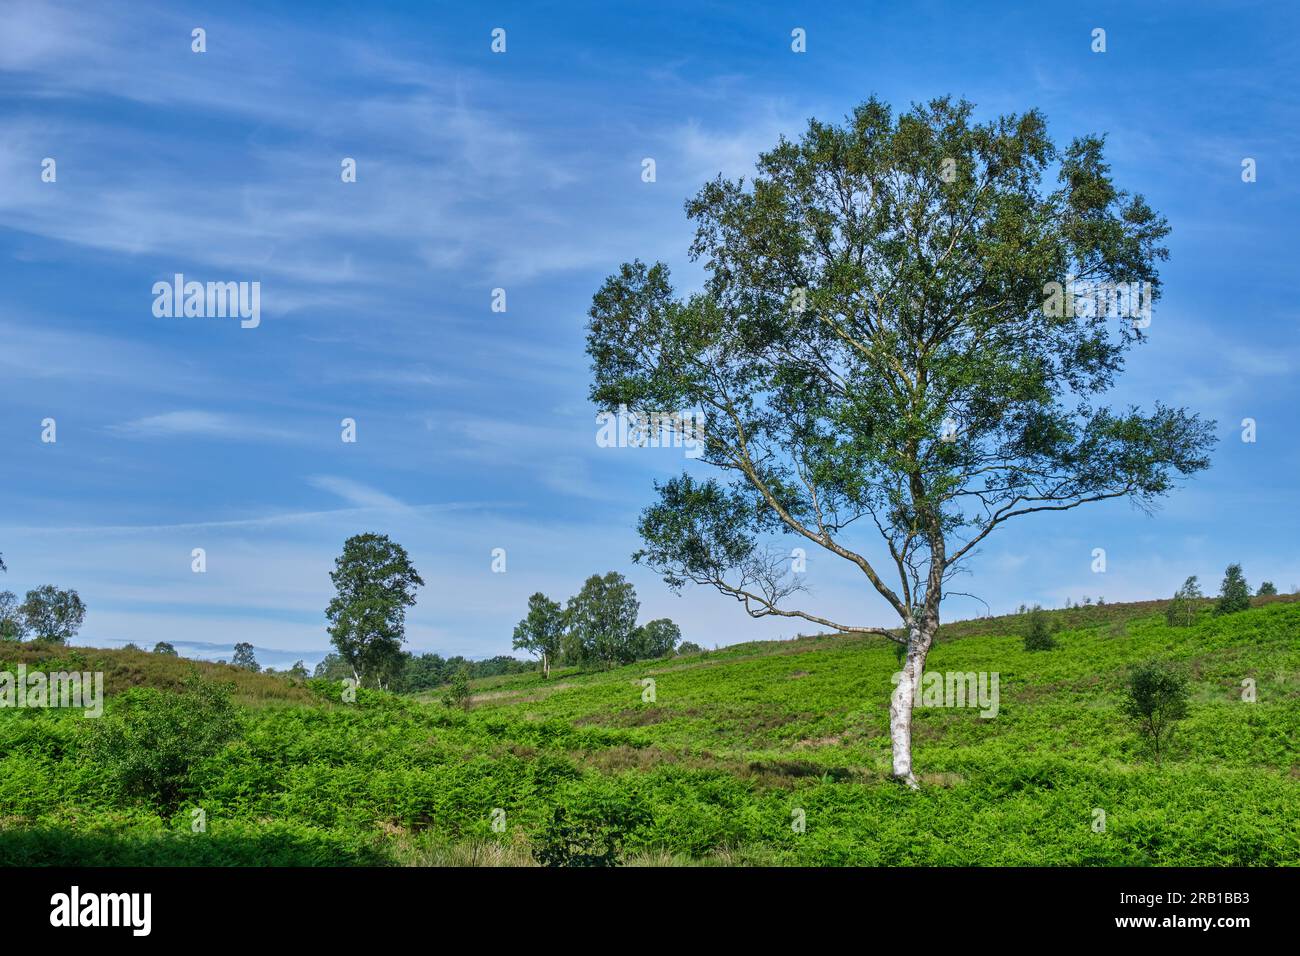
(472, 682, 576, 703)
(582, 744, 673, 773)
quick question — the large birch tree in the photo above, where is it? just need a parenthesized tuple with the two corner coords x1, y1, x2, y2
(585, 97, 1216, 787)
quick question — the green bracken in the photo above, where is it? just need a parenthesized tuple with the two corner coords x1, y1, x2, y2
(1, 596, 1296, 866)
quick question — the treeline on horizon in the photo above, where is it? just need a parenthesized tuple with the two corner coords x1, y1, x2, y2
(4, 540, 1284, 695)
(312, 649, 537, 692)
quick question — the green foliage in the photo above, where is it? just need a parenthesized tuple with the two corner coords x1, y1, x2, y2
(1023, 606, 1056, 650)
(316, 650, 537, 693)
(2, 598, 1297, 866)
(152, 641, 178, 656)
(398, 652, 534, 691)
(512, 593, 565, 677)
(531, 806, 624, 867)
(1121, 660, 1190, 763)
(1216, 563, 1251, 615)
(511, 579, 681, 674)
(19, 585, 85, 642)
(442, 666, 472, 710)
(326, 533, 424, 687)
(564, 572, 641, 668)
(232, 642, 258, 671)
(630, 618, 682, 660)
(0, 590, 28, 640)
(1257, 581, 1277, 596)
(586, 96, 1216, 785)
(313, 652, 353, 682)
(83, 673, 242, 812)
(1165, 575, 1202, 627)
(588, 95, 1215, 631)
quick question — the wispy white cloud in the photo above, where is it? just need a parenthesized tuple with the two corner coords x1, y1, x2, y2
(308, 476, 406, 511)
(106, 410, 301, 442)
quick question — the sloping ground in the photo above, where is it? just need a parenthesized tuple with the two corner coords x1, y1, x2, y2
(0, 643, 314, 705)
(1, 597, 1297, 865)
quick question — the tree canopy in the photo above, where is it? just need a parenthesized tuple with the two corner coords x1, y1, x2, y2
(586, 96, 1216, 785)
(325, 533, 425, 687)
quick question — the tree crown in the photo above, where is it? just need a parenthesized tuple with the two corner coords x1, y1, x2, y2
(588, 96, 1216, 634)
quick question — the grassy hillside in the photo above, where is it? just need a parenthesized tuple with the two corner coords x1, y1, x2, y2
(2, 597, 1297, 866)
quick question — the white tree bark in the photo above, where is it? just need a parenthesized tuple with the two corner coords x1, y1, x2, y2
(890, 622, 935, 789)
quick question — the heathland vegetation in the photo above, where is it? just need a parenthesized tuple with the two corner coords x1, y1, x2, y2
(2, 588, 1296, 866)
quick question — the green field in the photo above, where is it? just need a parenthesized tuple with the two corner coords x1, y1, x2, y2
(2, 597, 1297, 866)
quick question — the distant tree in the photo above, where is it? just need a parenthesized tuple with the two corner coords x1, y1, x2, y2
(370, 646, 409, 690)
(630, 618, 682, 659)
(442, 665, 472, 710)
(0, 590, 29, 640)
(676, 641, 704, 656)
(564, 572, 640, 668)
(232, 642, 259, 671)
(312, 652, 354, 681)
(1165, 575, 1202, 627)
(286, 660, 309, 679)
(1023, 606, 1056, 651)
(325, 533, 424, 688)
(122, 642, 141, 652)
(474, 655, 535, 677)
(20, 586, 86, 643)
(1121, 660, 1189, 763)
(399, 652, 447, 691)
(152, 641, 178, 656)
(1257, 581, 1277, 596)
(512, 593, 566, 679)
(1215, 563, 1251, 615)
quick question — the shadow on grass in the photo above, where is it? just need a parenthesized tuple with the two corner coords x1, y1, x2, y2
(0, 826, 391, 866)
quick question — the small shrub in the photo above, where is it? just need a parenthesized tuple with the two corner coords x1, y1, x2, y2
(531, 806, 629, 867)
(527, 796, 650, 868)
(83, 672, 242, 812)
(1120, 660, 1189, 764)
(442, 666, 472, 710)
(1023, 607, 1056, 651)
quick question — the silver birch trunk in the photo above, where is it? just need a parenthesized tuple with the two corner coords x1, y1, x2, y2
(890, 621, 936, 789)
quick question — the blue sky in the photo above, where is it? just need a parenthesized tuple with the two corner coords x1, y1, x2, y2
(1, 0, 1297, 668)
